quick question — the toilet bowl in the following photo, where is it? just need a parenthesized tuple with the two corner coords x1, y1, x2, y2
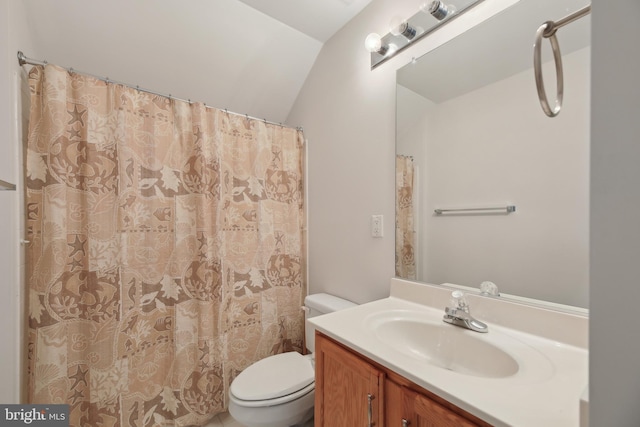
(228, 293, 356, 427)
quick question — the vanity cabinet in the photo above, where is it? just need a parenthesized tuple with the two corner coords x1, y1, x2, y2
(314, 331, 384, 426)
(315, 332, 491, 427)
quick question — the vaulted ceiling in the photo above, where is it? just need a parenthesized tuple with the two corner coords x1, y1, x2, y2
(21, 0, 372, 124)
(237, 0, 372, 43)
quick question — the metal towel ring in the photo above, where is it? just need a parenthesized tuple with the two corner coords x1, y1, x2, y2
(533, 22, 564, 117)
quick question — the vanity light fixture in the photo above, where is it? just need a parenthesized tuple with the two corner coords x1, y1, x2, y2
(366, 0, 484, 69)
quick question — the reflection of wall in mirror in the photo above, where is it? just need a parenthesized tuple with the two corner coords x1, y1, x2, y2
(397, 84, 435, 280)
(397, 47, 589, 308)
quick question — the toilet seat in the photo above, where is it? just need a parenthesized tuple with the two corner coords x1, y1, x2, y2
(230, 352, 315, 408)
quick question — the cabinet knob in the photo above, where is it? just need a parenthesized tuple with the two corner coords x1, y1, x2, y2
(402, 419, 410, 427)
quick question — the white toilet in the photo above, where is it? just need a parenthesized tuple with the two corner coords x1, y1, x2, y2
(228, 293, 356, 427)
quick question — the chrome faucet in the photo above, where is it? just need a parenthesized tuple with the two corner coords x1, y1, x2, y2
(443, 291, 488, 333)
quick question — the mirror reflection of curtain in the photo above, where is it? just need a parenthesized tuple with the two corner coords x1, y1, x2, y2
(25, 64, 306, 426)
(395, 155, 416, 279)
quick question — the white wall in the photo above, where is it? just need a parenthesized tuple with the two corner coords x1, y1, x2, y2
(590, 0, 640, 424)
(0, 0, 35, 404)
(287, 0, 519, 303)
(398, 48, 590, 307)
(0, 0, 18, 404)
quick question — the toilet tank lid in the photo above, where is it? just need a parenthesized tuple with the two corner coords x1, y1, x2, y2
(304, 293, 356, 313)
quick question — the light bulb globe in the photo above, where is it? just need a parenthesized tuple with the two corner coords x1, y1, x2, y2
(389, 16, 407, 36)
(418, 1, 431, 13)
(364, 33, 382, 53)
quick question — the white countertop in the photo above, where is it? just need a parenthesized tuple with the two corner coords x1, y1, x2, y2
(309, 279, 589, 427)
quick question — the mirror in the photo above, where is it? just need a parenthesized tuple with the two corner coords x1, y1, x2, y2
(395, 0, 590, 308)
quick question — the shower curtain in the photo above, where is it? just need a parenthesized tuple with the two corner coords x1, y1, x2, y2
(395, 155, 416, 280)
(25, 64, 306, 426)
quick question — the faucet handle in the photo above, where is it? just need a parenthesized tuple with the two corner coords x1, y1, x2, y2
(450, 290, 469, 312)
(480, 281, 500, 296)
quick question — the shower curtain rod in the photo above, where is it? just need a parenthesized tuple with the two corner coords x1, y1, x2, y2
(17, 51, 303, 132)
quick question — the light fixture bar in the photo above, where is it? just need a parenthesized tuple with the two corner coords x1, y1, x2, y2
(369, 0, 485, 69)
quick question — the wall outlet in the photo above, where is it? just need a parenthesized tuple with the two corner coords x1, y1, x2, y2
(371, 215, 383, 238)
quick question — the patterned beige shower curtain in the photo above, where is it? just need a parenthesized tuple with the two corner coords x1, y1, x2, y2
(395, 155, 416, 279)
(25, 64, 306, 427)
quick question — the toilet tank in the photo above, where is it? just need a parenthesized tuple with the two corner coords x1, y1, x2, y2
(304, 293, 356, 353)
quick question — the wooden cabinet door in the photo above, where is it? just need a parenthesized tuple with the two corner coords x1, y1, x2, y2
(402, 386, 479, 427)
(385, 377, 405, 426)
(315, 332, 385, 427)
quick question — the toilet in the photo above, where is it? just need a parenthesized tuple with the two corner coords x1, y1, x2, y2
(228, 293, 356, 427)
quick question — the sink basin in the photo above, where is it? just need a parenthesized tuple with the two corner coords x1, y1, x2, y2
(368, 310, 519, 378)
